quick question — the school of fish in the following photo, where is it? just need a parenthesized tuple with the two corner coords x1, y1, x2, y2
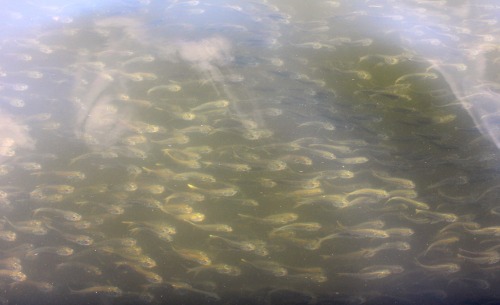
(0, 0, 500, 304)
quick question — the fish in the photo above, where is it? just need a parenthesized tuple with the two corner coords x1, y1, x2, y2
(337, 268, 396, 280)
(388, 189, 418, 198)
(301, 147, 336, 160)
(0, 230, 16, 242)
(427, 175, 469, 189)
(97, 246, 157, 269)
(237, 213, 298, 225)
(275, 177, 322, 190)
(153, 134, 190, 145)
(115, 95, 156, 108)
(345, 188, 389, 200)
(10, 279, 54, 292)
(230, 148, 284, 171)
(439, 221, 480, 234)
(70, 286, 123, 297)
(325, 242, 410, 260)
(162, 149, 201, 168)
(385, 227, 415, 237)
(448, 278, 490, 290)
(187, 183, 238, 197)
(187, 264, 242, 277)
(117, 146, 148, 159)
(385, 197, 430, 210)
(69, 151, 119, 164)
(33, 184, 75, 194)
(208, 235, 256, 252)
(423, 236, 460, 255)
(0, 257, 22, 271)
(284, 272, 328, 283)
(216, 198, 259, 206)
(285, 187, 324, 198)
(45, 224, 93, 246)
(115, 261, 163, 283)
(120, 54, 155, 66)
(457, 249, 500, 265)
(137, 183, 165, 194)
(336, 222, 389, 239)
(182, 145, 213, 154)
(164, 192, 205, 204)
(415, 209, 458, 223)
(0, 269, 27, 282)
(466, 226, 500, 236)
(317, 170, 355, 179)
(309, 143, 354, 154)
(241, 259, 288, 277)
(185, 222, 233, 233)
(414, 259, 461, 273)
(394, 72, 439, 84)
(56, 262, 102, 276)
(279, 154, 313, 165)
(92, 237, 137, 248)
(297, 121, 336, 130)
(123, 221, 176, 237)
(270, 222, 322, 235)
(294, 195, 349, 209)
(175, 125, 215, 135)
(190, 99, 230, 112)
(175, 213, 206, 223)
(273, 232, 338, 251)
(359, 53, 403, 65)
(242, 128, 274, 141)
(25, 246, 74, 258)
(372, 170, 415, 189)
(201, 161, 252, 172)
(32, 208, 82, 222)
(347, 220, 386, 230)
(147, 83, 182, 94)
(171, 247, 211, 266)
(155, 281, 220, 300)
(30, 171, 86, 181)
(173, 172, 216, 183)
(160, 204, 193, 215)
(335, 157, 369, 164)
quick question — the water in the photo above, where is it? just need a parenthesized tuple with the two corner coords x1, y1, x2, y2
(0, 1, 500, 304)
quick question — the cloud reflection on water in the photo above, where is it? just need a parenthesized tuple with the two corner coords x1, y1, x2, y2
(0, 109, 35, 163)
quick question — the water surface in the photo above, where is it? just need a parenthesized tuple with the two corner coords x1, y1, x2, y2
(1, 1, 500, 304)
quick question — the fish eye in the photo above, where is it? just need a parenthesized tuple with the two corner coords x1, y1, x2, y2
(69, 214, 82, 221)
(80, 238, 93, 245)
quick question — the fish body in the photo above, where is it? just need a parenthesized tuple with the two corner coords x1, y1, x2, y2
(238, 213, 298, 225)
(372, 171, 415, 189)
(415, 209, 458, 223)
(187, 264, 241, 277)
(172, 247, 211, 266)
(32, 208, 82, 222)
(209, 235, 256, 251)
(241, 259, 288, 277)
(386, 197, 430, 210)
(70, 286, 123, 297)
(414, 259, 460, 273)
